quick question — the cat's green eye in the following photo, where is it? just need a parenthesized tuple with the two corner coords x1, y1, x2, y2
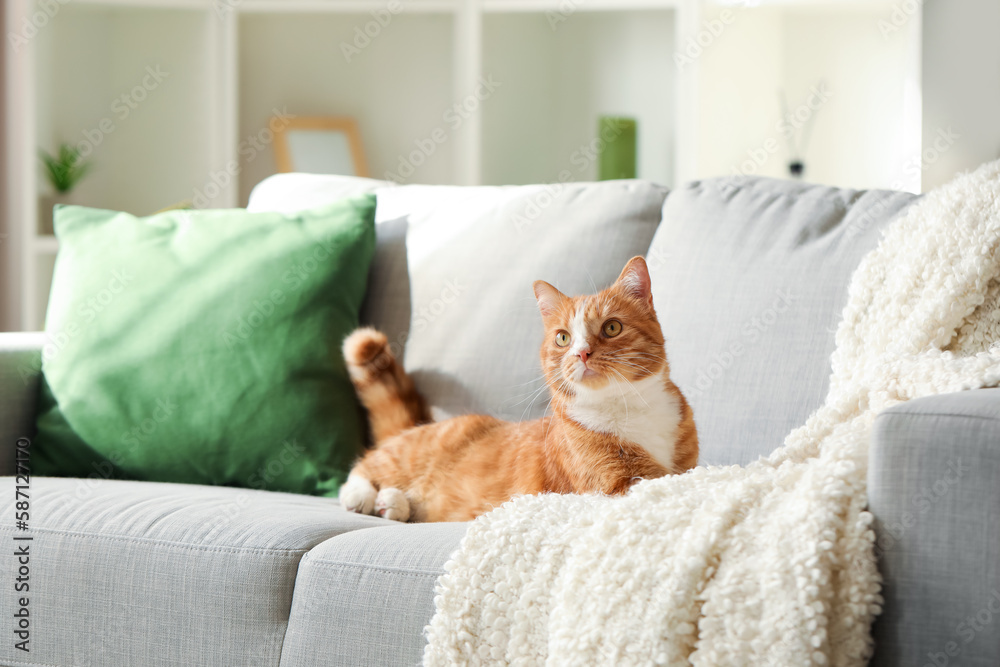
(555, 331, 571, 347)
(603, 320, 623, 337)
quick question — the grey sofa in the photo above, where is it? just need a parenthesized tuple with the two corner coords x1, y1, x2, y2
(1, 174, 998, 666)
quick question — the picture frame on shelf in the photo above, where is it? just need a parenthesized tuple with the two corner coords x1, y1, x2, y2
(272, 116, 369, 177)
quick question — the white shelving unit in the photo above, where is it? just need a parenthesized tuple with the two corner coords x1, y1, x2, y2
(6, 0, 698, 331)
(6, 0, 922, 332)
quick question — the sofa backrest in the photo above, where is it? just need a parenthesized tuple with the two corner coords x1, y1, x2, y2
(647, 176, 918, 466)
(374, 180, 668, 421)
(248, 175, 667, 423)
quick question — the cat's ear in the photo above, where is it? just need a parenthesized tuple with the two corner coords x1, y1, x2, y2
(615, 256, 653, 306)
(533, 280, 566, 318)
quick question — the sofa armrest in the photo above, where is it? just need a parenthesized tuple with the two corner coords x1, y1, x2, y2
(0, 333, 45, 475)
(868, 388, 1000, 667)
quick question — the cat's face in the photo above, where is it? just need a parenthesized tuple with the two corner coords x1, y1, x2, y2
(534, 257, 667, 397)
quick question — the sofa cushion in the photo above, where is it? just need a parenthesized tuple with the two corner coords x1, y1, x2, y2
(376, 180, 668, 421)
(34, 198, 377, 496)
(280, 522, 468, 667)
(0, 477, 386, 667)
(247, 174, 412, 364)
(647, 176, 917, 466)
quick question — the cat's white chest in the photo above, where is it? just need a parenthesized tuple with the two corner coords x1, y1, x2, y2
(568, 374, 681, 470)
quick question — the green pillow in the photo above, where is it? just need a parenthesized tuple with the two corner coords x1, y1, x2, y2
(33, 196, 376, 497)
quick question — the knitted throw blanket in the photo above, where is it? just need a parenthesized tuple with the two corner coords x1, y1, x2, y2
(423, 161, 1000, 667)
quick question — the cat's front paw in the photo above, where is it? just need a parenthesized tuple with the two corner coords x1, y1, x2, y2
(339, 475, 377, 515)
(375, 487, 411, 522)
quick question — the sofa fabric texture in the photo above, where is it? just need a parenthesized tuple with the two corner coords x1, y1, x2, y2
(280, 522, 467, 667)
(0, 478, 387, 667)
(869, 388, 1000, 667)
(648, 177, 918, 465)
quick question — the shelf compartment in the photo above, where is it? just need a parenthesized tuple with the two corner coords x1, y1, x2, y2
(480, 9, 676, 186)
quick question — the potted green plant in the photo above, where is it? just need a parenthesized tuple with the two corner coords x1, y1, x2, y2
(38, 143, 92, 235)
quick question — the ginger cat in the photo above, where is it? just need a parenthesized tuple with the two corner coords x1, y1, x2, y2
(339, 256, 698, 523)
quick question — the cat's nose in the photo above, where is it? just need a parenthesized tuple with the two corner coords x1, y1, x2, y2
(578, 349, 591, 363)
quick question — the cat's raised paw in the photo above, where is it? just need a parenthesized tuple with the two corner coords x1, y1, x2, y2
(339, 475, 377, 515)
(375, 487, 411, 522)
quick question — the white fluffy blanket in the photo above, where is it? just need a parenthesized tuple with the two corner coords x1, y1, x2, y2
(423, 161, 1000, 666)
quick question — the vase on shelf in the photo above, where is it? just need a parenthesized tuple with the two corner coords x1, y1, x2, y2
(38, 192, 70, 237)
(598, 116, 637, 181)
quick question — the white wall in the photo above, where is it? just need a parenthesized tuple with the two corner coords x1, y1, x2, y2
(239, 13, 455, 202)
(696, 3, 916, 191)
(922, 0, 1000, 190)
(38, 7, 216, 216)
(482, 10, 675, 187)
(695, 6, 786, 181)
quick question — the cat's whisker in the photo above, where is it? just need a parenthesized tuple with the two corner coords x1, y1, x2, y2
(610, 352, 669, 364)
(610, 368, 652, 410)
(517, 383, 551, 423)
(609, 371, 630, 428)
(507, 375, 547, 389)
(611, 362, 661, 379)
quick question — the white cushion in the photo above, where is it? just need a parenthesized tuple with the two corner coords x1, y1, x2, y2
(247, 173, 387, 214)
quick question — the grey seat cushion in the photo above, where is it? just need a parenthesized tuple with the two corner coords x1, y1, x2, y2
(280, 522, 468, 667)
(647, 176, 917, 466)
(0, 477, 386, 667)
(375, 180, 668, 421)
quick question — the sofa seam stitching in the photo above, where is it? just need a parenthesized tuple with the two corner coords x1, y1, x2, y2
(303, 560, 442, 578)
(0, 526, 318, 555)
(875, 410, 1000, 425)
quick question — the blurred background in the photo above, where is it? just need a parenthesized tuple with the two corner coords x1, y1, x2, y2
(2, 0, 998, 332)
